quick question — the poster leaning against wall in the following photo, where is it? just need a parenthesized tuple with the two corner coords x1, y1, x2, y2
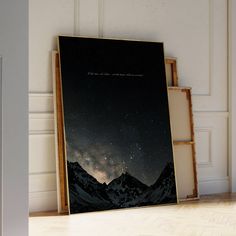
(58, 36, 177, 214)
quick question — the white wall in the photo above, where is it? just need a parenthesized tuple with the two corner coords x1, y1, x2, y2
(229, 0, 236, 193)
(0, 0, 28, 235)
(0, 56, 2, 234)
(29, 0, 229, 212)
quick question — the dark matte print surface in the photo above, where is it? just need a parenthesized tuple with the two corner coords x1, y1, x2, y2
(58, 36, 177, 214)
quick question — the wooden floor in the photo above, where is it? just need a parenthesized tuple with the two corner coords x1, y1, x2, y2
(29, 193, 236, 236)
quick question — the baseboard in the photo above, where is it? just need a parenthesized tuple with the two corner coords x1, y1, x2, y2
(199, 177, 229, 195)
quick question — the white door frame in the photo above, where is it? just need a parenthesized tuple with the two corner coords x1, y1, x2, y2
(229, 0, 236, 193)
(0, 0, 29, 235)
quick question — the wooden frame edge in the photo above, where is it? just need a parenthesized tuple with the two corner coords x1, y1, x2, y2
(53, 50, 197, 211)
(53, 51, 69, 214)
(165, 58, 178, 86)
(170, 87, 199, 200)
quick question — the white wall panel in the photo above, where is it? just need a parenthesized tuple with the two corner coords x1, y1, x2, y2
(198, 177, 229, 195)
(29, 0, 229, 211)
(29, 114, 57, 212)
(29, 0, 75, 212)
(29, 173, 56, 193)
(29, 0, 75, 93)
(195, 129, 212, 166)
(29, 113, 54, 132)
(103, 0, 228, 111)
(102, 0, 228, 194)
(29, 134, 56, 174)
(29, 191, 57, 213)
(194, 113, 229, 194)
(29, 94, 54, 113)
(76, 0, 100, 36)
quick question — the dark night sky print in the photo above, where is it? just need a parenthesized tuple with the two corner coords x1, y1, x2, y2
(59, 36, 174, 187)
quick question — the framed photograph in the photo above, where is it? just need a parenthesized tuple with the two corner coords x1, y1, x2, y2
(56, 36, 178, 214)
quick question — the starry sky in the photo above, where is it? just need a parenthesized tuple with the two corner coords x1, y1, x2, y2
(59, 36, 174, 186)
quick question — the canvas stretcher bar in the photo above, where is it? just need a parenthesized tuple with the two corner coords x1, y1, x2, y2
(173, 144, 198, 200)
(165, 58, 178, 86)
(168, 87, 199, 200)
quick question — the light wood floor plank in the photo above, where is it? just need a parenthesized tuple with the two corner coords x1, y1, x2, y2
(29, 193, 236, 236)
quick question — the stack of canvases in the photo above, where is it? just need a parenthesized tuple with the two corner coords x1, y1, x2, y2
(52, 36, 199, 214)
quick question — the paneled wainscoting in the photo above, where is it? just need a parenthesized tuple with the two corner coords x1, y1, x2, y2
(29, 0, 229, 212)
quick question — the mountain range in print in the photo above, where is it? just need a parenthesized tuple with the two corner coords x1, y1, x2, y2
(67, 161, 177, 213)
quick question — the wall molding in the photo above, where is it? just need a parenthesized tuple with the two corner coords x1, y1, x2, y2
(75, 0, 100, 37)
(193, 111, 229, 117)
(29, 91, 230, 116)
(29, 191, 57, 212)
(191, 0, 227, 111)
(29, 92, 53, 98)
(29, 133, 56, 174)
(195, 128, 212, 167)
(190, 0, 227, 101)
(207, 0, 213, 96)
(229, 0, 236, 192)
(29, 113, 54, 119)
(29, 131, 54, 135)
(28, 0, 230, 212)
(29, 173, 56, 193)
(29, 129, 54, 135)
(98, 0, 104, 37)
(74, 0, 80, 35)
(192, 0, 213, 96)
(29, 92, 54, 113)
(199, 177, 229, 195)
(29, 113, 54, 134)
(194, 114, 228, 194)
(29, 171, 56, 176)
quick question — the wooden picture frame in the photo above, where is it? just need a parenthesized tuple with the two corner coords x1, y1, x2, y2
(52, 51, 68, 213)
(53, 51, 196, 213)
(165, 58, 178, 86)
(168, 87, 198, 200)
(58, 36, 178, 214)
